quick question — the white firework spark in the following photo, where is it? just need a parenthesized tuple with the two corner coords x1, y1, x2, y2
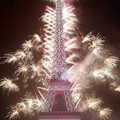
(82, 32, 95, 43)
(78, 96, 103, 113)
(22, 97, 44, 114)
(103, 68, 118, 80)
(89, 34, 104, 49)
(8, 98, 44, 120)
(92, 65, 119, 83)
(30, 62, 42, 77)
(115, 85, 120, 92)
(104, 56, 119, 68)
(8, 105, 20, 120)
(99, 108, 112, 120)
(92, 69, 105, 80)
(41, 6, 55, 78)
(0, 78, 19, 94)
(32, 34, 42, 43)
(37, 87, 48, 102)
(82, 33, 106, 57)
(14, 50, 26, 60)
(16, 102, 26, 112)
(8, 102, 27, 119)
(72, 92, 81, 103)
(3, 53, 18, 64)
(25, 51, 34, 60)
(22, 40, 34, 51)
(109, 82, 120, 94)
(86, 96, 102, 111)
(15, 63, 29, 76)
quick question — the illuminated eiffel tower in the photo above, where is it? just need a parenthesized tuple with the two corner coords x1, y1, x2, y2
(39, 0, 81, 119)
(1, 0, 118, 120)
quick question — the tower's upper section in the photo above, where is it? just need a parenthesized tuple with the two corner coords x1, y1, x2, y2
(51, 0, 67, 81)
(42, 0, 78, 81)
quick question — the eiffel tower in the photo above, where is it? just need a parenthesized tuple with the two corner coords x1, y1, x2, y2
(39, 0, 81, 119)
(1, 0, 118, 120)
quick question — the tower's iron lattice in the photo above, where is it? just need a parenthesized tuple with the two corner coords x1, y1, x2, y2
(41, 0, 80, 119)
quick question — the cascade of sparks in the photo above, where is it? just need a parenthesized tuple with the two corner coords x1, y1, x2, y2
(0, 0, 120, 120)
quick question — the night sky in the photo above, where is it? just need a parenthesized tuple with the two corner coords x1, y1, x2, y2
(0, 0, 120, 120)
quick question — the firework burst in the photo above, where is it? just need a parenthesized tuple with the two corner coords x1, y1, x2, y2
(99, 108, 112, 120)
(0, 78, 19, 94)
